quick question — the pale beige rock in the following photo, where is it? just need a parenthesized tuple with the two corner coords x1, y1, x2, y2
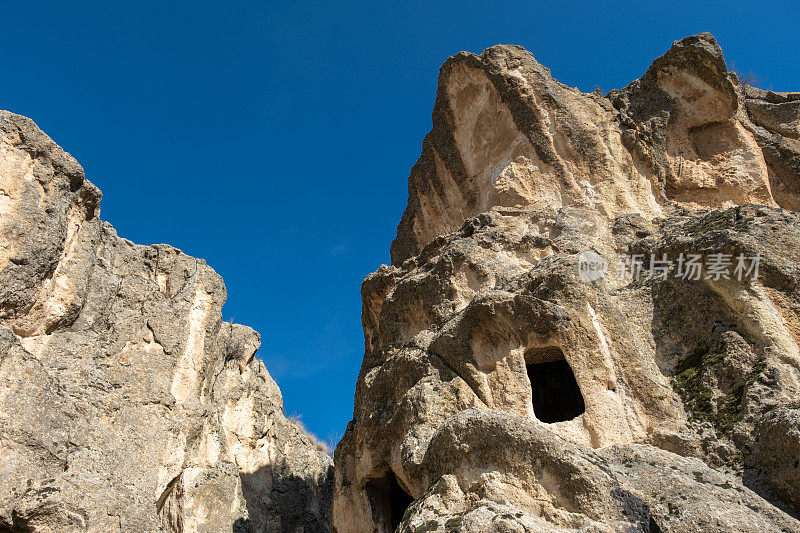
(334, 34, 800, 532)
(0, 110, 332, 532)
(4, 31, 800, 533)
(390, 34, 796, 265)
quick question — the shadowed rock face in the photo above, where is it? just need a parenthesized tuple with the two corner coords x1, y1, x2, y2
(0, 111, 332, 532)
(334, 34, 800, 532)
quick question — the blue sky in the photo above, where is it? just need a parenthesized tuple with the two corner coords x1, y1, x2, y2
(3, 1, 798, 444)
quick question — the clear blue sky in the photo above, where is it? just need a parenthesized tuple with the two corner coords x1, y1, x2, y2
(3, 1, 798, 444)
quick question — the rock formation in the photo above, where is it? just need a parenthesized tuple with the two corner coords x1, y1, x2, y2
(3, 31, 800, 533)
(0, 111, 332, 531)
(333, 34, 800, 531)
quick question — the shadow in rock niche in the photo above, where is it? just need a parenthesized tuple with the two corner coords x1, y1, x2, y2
(232, 458, 334, 533)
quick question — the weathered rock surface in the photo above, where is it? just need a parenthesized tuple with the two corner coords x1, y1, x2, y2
(334, 34, 800, 531)
(0, 110, 332, 532)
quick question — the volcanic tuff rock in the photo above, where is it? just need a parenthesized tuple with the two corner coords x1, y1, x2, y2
(0, 110, 332, 531)
(333, 34, 800, 531)
(3, 31, 800, 533)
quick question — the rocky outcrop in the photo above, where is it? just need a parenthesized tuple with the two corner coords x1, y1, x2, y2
(0, 111, 332, 532)
(389, 34, 798, 265)
(4, 31, 800, 533)
(334, 34, 800, 531)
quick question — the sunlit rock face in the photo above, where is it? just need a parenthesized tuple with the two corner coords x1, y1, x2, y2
(0, 110, 332, 532)
(334, 34, 800, 532)
(389, 33, 796, 266)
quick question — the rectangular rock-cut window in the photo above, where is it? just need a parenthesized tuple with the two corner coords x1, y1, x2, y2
(364, 470, 414, 531)
(526, 347, 586, 423)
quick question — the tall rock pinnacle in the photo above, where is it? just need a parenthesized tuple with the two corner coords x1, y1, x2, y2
(0, 111, 332, 531)
(334, 34, 800, 532)
(2, 32, 800, 533)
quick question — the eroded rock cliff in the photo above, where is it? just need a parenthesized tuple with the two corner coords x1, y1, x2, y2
(333, 34, 800, 532)
(0, 111, 332, 532)
(3, 31, 800, 533)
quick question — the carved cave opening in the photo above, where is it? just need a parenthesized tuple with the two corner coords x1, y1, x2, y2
(526, 348, 586, 423)
(365, 470, 414, 532)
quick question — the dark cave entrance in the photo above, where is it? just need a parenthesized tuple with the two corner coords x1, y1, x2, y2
(526, 348, 586, 423)
(365, 470, 414, 531)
